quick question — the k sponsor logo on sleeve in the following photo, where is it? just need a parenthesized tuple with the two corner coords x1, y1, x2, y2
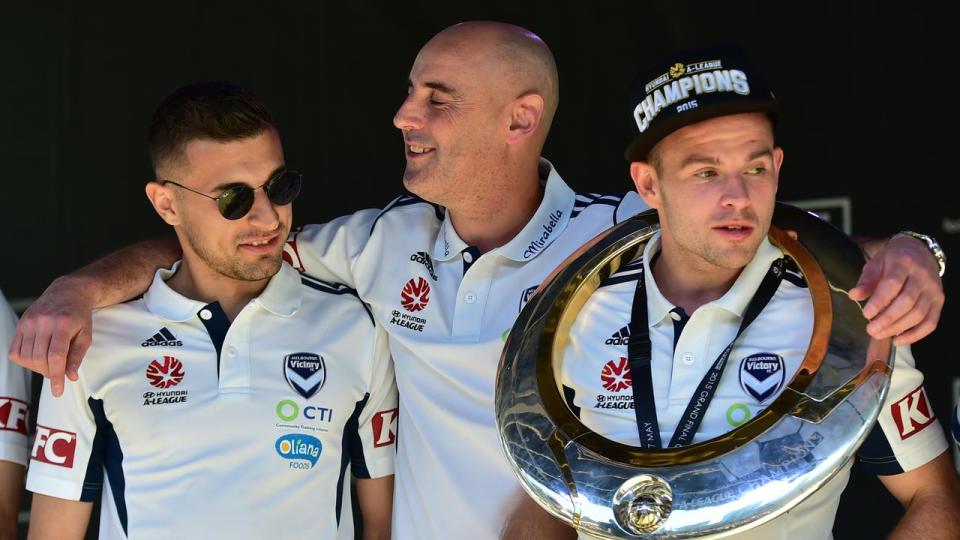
(372, 408, 398, 448)
(891, 386, 936, 440)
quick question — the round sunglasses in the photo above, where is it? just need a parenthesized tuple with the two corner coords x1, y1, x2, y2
(161, 168, 302, 220)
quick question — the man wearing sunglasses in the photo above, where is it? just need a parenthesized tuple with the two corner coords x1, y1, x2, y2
(9, 23, 949, 539)
(23, 82, 397, 539)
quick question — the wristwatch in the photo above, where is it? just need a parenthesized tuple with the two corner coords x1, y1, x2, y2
(895, 231, 946, 277)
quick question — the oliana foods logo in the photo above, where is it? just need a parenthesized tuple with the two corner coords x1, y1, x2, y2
(275, 434, 322, 469)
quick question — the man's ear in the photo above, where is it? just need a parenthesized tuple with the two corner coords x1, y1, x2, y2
(145, 181, 182, 226)
(505, 93, 545, 144)
(630, 161, 661, 209)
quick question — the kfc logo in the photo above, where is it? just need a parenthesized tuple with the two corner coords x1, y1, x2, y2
(146, 356, 185, 389)
(601, 357, 632, 392)
(372, 408, 398, 448)
(400, 278, 430, 312)
(32, 425, 77, 468)
(0, 397, 29, 435)
(891, 386, 936, 440)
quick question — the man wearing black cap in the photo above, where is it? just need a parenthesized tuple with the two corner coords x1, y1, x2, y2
(504, 46, 960, 539)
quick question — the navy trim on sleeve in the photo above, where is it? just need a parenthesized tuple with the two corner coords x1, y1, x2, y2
(856, 423, 905, 476)
(570, 192, 626, 219)
(300, 275, 375, 325)
(86, 398, 127, 535)
(369, 194, 444, 234)
(336, 393, 371, 526)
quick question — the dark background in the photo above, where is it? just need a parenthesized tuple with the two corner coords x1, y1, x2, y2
(2, 1, 957, 538)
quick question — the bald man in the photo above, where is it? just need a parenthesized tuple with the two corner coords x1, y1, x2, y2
(10, 22, 948, 539)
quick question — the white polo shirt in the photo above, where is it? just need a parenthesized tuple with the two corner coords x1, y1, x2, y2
(284, 159, 647, 539)
(26, 263, 397, 539)
(1, 291, 31, 466)
(562, 234, 948, 539)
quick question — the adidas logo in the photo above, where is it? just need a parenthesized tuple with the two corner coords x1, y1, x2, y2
(605, 325, 631, 346)
(141, 327, 183, 347)
(410, 251, 439, 281)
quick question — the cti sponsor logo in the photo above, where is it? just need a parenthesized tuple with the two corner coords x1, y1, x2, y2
(276, 399, 334, 423)
(400, 277, 430, 312)
(410, 252, 439, 281)
(891, 386, 936, 440)
(600, 357, 632, 392)
(32, 425, 77, 468)
(372, 408, 398, 448)
(0, 397, 29, 434)
(275, 433, 322, 469)
(522, 210, 563, 259)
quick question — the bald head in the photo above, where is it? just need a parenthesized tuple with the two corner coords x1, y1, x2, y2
(423, 22, 559, 134)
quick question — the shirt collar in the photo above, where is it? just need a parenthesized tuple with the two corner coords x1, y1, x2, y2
(642, 234, 782, 326)
(144, 260, 302, 322)
(431, 158, 576, 262)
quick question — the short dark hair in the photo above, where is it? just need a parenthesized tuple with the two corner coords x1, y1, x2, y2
(148, 81, 276, 175)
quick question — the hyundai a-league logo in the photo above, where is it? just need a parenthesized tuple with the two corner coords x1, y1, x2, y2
(284, 353, 326, 399)
(146, 356, 185, 389)
(600, 357, 632, 392)
(400, 277, 430, 312)
(738, 353, 785, 403)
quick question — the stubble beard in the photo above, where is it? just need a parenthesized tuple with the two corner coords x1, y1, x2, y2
(182, 221, 286, 282)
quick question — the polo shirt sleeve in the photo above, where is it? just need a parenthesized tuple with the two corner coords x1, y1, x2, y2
(349, 326, 397, 479)
(283, 208, 381, 289)
(613, 191, 651, 224)
(856, 344, 948, 475)
(0, 295, 31, 466)
(25, 370, 101, 502)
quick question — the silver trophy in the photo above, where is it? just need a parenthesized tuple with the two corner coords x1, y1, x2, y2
(495, 203, 893, 538)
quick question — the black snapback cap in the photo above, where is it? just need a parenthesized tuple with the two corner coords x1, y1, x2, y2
(624, 45, 779, 162)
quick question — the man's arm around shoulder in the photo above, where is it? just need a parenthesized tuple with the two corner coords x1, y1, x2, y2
(10, 238, 180, 395)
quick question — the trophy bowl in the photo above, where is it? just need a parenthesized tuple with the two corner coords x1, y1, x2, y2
(495, 203, 893, 538)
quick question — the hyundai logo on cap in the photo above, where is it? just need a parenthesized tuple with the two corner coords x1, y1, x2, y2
(624, 45, 779, 162)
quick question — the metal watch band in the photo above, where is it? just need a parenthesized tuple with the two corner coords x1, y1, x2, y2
(896, 230, 946, 277)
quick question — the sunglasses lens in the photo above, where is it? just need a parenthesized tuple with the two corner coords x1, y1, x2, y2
(218, 186, 255, 220)
(266, 170, 302, 206)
